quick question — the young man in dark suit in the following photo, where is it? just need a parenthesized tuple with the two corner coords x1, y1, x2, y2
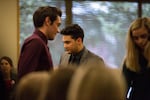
(59, 24, 104, 67)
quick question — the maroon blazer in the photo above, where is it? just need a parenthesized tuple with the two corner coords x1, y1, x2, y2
(18, 29, 53, 80)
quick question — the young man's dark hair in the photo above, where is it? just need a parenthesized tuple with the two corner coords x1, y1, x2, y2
(33, 6, 62, 28)
(61, 24, 84, 42)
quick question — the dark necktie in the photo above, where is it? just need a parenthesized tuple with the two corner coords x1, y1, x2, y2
(69, 55, 80, 65)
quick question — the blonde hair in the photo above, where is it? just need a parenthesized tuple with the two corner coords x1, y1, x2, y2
(67, 64, 126, 100)
(125, 17, 150, 72)
(42, 67, 76, 100)
(15, 71, 50, 100)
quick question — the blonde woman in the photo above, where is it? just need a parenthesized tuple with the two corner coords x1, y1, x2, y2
(122, 17, 150, 100)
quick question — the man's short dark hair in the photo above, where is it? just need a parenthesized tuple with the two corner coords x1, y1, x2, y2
(33, 6, 62, 28)
(60, 24, 84, 42)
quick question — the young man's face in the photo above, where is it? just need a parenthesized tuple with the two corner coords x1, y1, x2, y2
(62, 35, 79, 54)
(47, 16, 61, 40)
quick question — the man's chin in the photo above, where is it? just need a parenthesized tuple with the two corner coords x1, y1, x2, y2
(65, 51, 71, 54)
(48, 38, 54, 40)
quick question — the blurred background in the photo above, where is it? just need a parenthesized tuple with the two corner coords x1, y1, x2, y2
(19, 0, 150, 68)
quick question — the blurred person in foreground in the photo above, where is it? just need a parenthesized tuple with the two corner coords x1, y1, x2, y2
(40, 66, 76, 100)
(18, 6, 62, 80)
(122, 17, 150, 100)
(14, 71, 50, 100)
(67, 63, 126, 100)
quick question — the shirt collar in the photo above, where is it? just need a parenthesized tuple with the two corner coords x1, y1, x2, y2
(72, 47, 85, 58)
(34, 29, 48, 44)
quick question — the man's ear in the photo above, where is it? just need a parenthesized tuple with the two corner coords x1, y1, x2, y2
(76, 38, 82, 43)
(45, 17, 51, 25)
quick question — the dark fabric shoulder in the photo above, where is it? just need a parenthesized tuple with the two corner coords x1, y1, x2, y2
(0, 71, 7, 100)
(21, 38, 44, 55)
(122, 63, 137, 87)
(85, 49, 105, 66)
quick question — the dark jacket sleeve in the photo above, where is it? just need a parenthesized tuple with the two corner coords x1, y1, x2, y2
(122, 63, 136, 89)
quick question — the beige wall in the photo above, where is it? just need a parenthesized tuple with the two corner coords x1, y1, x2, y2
(0, 0, 18, 69)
